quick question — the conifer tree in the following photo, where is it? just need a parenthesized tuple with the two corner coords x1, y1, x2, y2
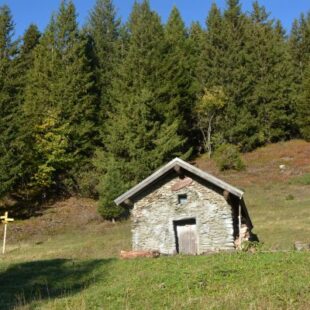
(20, 24, 40, 62)
(0, 4, 17, 128)
(188, 21, 204, 84)
(201, 3, 225, 87)
(8, 24, 42, 197)
(95, 0, 188, 219)
(14, 24, 41, 120)
(193, 3, 227, 151)
(24, 0, 97, 194)
(87, 0, 121, 123)
(188, 22, 205, 148)
(289, 14, 310, 79)
(297, 60, 310, 140)
(219, 0, 259, 150)
(289, 13, 310, 138)
(244, 3, 295, 143)
(0, 5, 21, 196)
(163, 6, 195, 141)
(200, 1, 256, 150)
(198, 0, 296, 151)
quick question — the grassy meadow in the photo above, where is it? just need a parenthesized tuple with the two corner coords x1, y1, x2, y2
(246, 182, 310, 250)
(0, 140, 309, 309)
(1, 251, 309, 310)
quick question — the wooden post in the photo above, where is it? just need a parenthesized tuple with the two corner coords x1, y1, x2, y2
(2, 222, 7, 254)
(1, 211, 14, 254)
(238, 203, 242, 249)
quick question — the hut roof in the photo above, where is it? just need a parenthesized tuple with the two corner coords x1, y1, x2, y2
(114, 157, 244, 205)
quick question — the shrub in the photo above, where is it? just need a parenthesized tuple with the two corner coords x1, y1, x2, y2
(76, 168, 99, 198)
(97, 167, 129, 220)
(285, 194, 295, 200)
(213, 144, 245, 171)
(241, 241, 263, 252)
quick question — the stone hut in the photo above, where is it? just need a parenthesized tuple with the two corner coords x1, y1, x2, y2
(115, 158, 255, 255)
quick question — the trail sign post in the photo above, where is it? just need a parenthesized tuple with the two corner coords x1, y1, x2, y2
(0, 212, 14, 254)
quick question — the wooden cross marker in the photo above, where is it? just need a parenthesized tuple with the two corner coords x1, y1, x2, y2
(0, 211, 14, 254)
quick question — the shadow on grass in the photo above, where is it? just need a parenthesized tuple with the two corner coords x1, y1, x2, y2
(0, 258, 113, 309)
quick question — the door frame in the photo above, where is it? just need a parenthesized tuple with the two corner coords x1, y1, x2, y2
(173, 218, 197, 254)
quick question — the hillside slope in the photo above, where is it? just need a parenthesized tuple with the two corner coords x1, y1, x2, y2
(196, 139, 310, 250)
(195, 139, 310, 187)
(0, 140, 309, 251)
(0, 140, 309, 309)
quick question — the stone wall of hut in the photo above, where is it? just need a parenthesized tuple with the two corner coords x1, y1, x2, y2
(131, 174, 236, 254)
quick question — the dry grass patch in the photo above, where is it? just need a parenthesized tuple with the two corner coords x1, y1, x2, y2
(196, 139, 310, 187)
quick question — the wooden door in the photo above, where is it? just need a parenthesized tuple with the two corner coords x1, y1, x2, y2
(176, 223, 197, 255)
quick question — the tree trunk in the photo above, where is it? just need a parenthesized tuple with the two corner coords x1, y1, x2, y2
(206, 114, 214, 158)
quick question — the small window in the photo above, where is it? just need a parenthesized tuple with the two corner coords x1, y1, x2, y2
(178, 194, 188, 204)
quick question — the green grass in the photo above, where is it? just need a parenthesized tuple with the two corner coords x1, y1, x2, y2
(0, 182, 309, 310)
(0, 252, 309, 309)
(0, 211, 309, 309)
(0, 140, 309, 309)
(289, 173, 310, 185)
(246, 182, 310, 250)
(1, 221, 131, 262)
(0, 187, 308, 310)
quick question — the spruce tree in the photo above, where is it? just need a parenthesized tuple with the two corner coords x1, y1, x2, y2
(95, 0, 188, 219)
(289, 13, 310, 79)
(163, 6, 195, 141)
(0, 5, 17, 129)
(297, 60, 310, 140)
(9, 24, 42, 197)
(244, 3, 295, 143)
(87, 0, 121, 123)
(289, 13, 310, 138)
(188, 21, 204, 85)
(199, 1, 256, 151)
(0, 5, 21, 197)
(20, 24, 40, 61)
(24, 0, 97, 195)
(201, 3, 225, 88)
(188, 22, 205, 149)
(16, 24, 41, 96)
(15, 24, 41, 125)
(196, 4, 225, 151)
(198, 0, 295, 151)
(220, 0, 258, 151)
